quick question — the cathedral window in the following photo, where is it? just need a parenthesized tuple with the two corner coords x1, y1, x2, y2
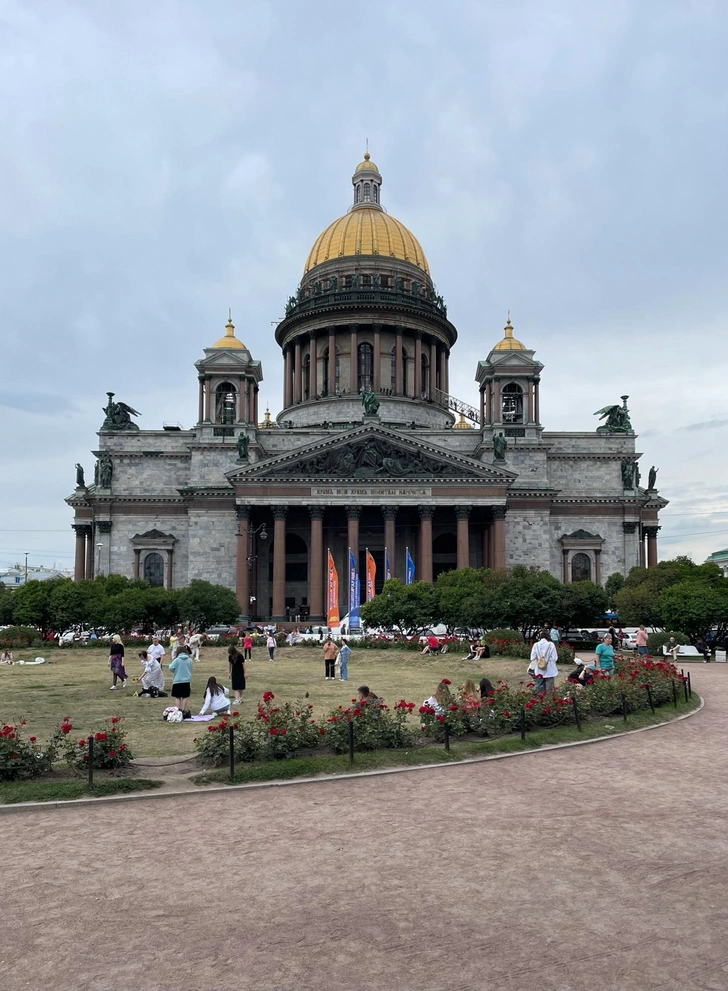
(215, 382, 237, 424)
(380, 274, 389, 288)
(358, 343, 374, 391)
(143, 552, 165, 587)
(344, 275, 353, 289)
(571, 553, 592, 583)
(362, 274, 372, 288)
(363, 183, 371, 201)
(356, 184, 361, 203)
(421, 354, 429, 398)
(323, 347, 340, 394)
(303, 354, 311, 401)
(372, 184, 378, 203)
(501, 383, 523, 423)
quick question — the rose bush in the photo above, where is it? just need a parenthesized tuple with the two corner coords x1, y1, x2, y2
(324, 697, 416, 753)
(0, 719, 60, 781)
(62, 716, 134, 771)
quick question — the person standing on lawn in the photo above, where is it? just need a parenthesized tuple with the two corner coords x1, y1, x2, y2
(168, 645, 193, 712)
(227, 645, 247, 705)
(323, 637, 338, 680)
(109, 635, 128, 690)
(266, 633, 276, 661)
(635, 626, 649, 656)
(242, 633, 253, 661)
(188, 631, 203, 662)
(530, 629, 559, 694)
(338, 638, 351, 681)
(595, 633, 615, 677)
(146, 635, 166, 669)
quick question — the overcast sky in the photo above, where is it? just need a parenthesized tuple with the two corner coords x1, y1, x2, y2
(1, 0, 727, 574)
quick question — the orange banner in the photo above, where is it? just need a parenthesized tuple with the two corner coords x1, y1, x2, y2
(327, 549, 340, 627)
(366, 548, 376, 601)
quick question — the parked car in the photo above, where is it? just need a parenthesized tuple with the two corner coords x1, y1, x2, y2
(204, 625, 237, 642)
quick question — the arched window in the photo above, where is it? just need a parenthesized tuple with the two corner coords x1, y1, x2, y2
(571, 553, 592, 583)
(501, 383, 524, 423)
(358, 342, 374, 391)
(303, 354, 311, 401)
(421, 354, 429, 398)
(215, 382, 236, 424)
(363, 182, 370, 201)
(356, 184, 361, 203)
(372, 185, 378, 203)
(143, 552, 164, 587)
(323, 347, 340, 395)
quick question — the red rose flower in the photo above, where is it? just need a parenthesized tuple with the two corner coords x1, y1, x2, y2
(8, 733, 15, 739)
(436, 714, 445, 723)
(11, 754, 18, 760)
(503, 710, 511, 718)
(442, 678, 452, 685)
(29, 736, 36, 742)
(120, 745, 126, 751)
(280, 728, 287, 735)
(111, 717, 120, 724)
(449, 704, 458, 711)
(270, 727, 278, 735)
(79, 740, 86, 747)
(319, 728, 326, 735)
(232, 711, 239, 717)
(109, 750, 116, 757)
(208, 726, 216, 732)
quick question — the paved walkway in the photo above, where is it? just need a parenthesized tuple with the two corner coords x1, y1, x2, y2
(4, 667, 727, 991)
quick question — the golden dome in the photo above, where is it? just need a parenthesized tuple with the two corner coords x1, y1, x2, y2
(305, 209, 429, 275)
(212, 313, 245, 350)
(493, 315, 526, 351)
(453, 413, 473, 430)
(354, 151, 380, 173)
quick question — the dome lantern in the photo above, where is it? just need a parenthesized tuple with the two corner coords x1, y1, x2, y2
(352, 150, 383, 210)
(493, 313, 526, 351)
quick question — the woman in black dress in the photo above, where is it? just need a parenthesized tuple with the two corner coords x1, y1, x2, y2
(228, 645, 247, 705)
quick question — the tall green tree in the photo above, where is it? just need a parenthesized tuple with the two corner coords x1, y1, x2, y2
(176, 580, 240, 629)
(360, 578, 437, 635)
(489, 566, 566, 637)
(12, 578, 66, 635)
(655, 580, 728, 641)
(561, 581, 609, 628)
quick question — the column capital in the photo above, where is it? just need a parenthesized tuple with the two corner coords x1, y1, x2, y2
(455, 505, 471, 520)
(418, 506, 435, 521)
(622, 522, 638, 534)
(198, 374, 205, 383)
(348, 323, 359, 333)
(72, 523, 92, 536)
(643, 525, 660, 538)
(96, 521, 112, 534)
(346, 506, 362, 520)
(271, 506, 288, 521)
(308, 505, 326, 520)
(236, 505, 251, 521)
(492, 505, 508, 521)
(372, 322, 382, 332)
(381, 506, 398, 520)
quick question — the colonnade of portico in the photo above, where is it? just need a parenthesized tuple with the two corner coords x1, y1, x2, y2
(234, 503, 508, 622)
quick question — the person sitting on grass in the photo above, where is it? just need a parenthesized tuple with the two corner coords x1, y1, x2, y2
(567, 661, 596, 686)
(421, 633, 441, 655)
(462, 678, 479, 701)
(169, 645, 193, 713)
(199, 676, 231, 717)
(136, 649, 165, 697)
(1, 649, 13, 664)
(423, 679, 452, 713)
(357, 685, 380, 707)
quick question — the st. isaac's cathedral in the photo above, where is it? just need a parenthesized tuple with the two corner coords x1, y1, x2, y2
(67, 153, 667, 622)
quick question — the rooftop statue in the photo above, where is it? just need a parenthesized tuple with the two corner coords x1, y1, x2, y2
(237, 432, 250, 461)
(361, 389, 380, 416)
(75, 463, 85, 488)
(101, 392, 141, 431)
(493, 432, 508, 462)
(648, 465, 658, 490)
(594, 395, 633, 434)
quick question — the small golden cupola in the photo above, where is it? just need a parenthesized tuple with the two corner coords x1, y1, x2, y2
(492, 314, 526, 351)
(212, 311, 245, 350)
(453, 413, 473, 430)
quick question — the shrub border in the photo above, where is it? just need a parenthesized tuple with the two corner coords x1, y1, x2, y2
(0, 692, 703, 814)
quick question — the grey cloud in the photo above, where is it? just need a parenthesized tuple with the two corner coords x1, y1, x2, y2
(678, 419, 728, 432)
(0, 393, 79, 415)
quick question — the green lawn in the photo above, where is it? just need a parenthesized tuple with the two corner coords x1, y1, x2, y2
(0, 643, 528, 758)
(0, 778, 162, 805)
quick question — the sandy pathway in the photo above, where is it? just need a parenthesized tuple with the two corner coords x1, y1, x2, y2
(4, 666, 726, 991)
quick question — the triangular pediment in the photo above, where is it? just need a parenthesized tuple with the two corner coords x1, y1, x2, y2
(227, 423, 516, 484)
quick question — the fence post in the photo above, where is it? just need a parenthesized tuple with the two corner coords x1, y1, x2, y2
(683, 677, 689, 703)
(646, 684, 655, 714)
(348, 719, 355, 763)
(443, 721, 451, 752)
(87, 735, 94, 789)
(573, 696, 582, 732)
(519, 708, 526, 741)
(687, 672, 692, 698)
(228, 725, 235, 781)
(671, 679, 678, 708)
(621, 693, 628, 722)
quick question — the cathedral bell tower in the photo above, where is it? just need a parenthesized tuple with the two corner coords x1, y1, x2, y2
(475, 315, 544, 443)
(194, 314, 263, 432)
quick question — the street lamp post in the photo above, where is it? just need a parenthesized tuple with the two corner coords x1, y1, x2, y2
(96, 543, 103, 578)
(246, 522, 267, 623)
(24, 552, 28, 584)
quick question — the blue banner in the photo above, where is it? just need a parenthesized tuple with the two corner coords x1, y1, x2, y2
(385, 547, 391, 582)
(349, 548, 361, 631)
(406, 547, 415, 585)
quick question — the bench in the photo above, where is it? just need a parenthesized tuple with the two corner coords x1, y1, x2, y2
(662, 645, 702, 658)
